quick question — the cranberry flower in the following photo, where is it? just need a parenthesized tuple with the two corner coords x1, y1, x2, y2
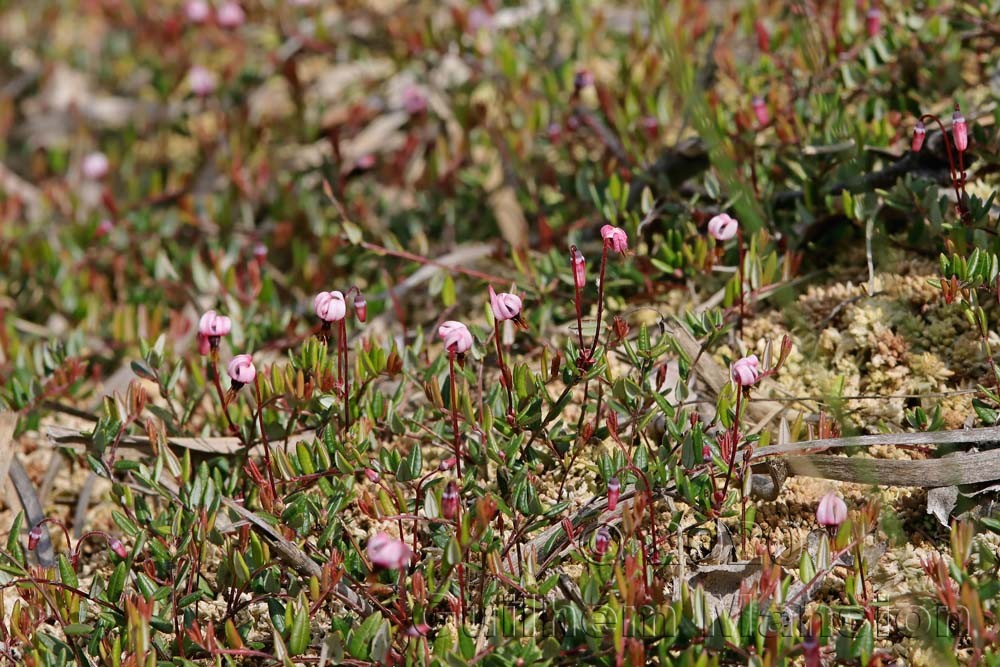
(707, 213, 739, 241)
(187, 66, 218, 97)
(441, 480, 459, 520)
(911, 122, 926, 152)
(227, 354, 256, 388)
(82, 152, 109, 180)
(489, 285, 524, 327)
(752, 96, 769, 126)
(367, 531, 413, 570)
(438, 321, 473, 355)
(952, 108, 968, 153)
(594, 525, 611, 558)
(570, 246, 586, 291)
(731, 354, 762, 387)
(866, 8, 881, 38)
(216, 1, 245, 28)
(198, 310, 231, 355)
(184, 0, 211, 23)
(600, 225, 629, 254)
(314, 291, 346, 323)
(353, 292, 368, 323)
(816, 492, 848, 528)
(607, 477, 620, 512)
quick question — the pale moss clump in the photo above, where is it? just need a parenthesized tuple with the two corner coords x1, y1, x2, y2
(738, 268, 986, 431)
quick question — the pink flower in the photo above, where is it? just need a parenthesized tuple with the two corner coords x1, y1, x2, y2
(252, 243, 267, 261)
(570, 245, 586, 291)
(28, 525, 42, 551)
(752, 96, 769, 127)
(600, 225, 629, 254)
(489, 285, 523, 324)
(187, 66, 218, 97)
(109, 538, 128, 559)
(227, 354, 256, 386)
(952, 108, 968, 153)
(353, 292, 367, 323)
(731, 354, 762, 386)
(198, 310, 232, 338)
(82, 152, 109, 180)
(911, 122, 926, 152)
(216, 1, 245, 28)
(367, 531, 413, 570)
(96, 219, 114, 238)
(197, 334, 212, 356)
(441, 480, 459, 520)
(402, 86, 428, 115)
(364, 468, 380, 483)
(594, 525, 611, 558)
(438, 321, 473, 355)
(816, 492, 848, 528)
(607, 476, 620, 512)
(573, 69, 593, 90)
(185, 0, 211, 23)
(313, 291, 346, 322)
(866, 8, 881, 38)
(707, 213, 739, 241)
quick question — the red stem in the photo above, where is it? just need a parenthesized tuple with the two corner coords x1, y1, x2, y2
(590, 242, 610, 355)
(448, 353, 463, 477)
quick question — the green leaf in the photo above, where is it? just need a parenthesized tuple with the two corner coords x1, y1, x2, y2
(396, 443, 422, 482)
(288, 601, 310, 656)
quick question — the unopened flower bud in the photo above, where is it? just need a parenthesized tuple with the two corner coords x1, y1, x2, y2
(594, 525, 611, 557)
(570, 245, 586, 291)
(441, 480, 459, 520)
(28, 525, 42, 551)
(952, 107, 968, 153)
(607, 477, 620, 511)
(911, 122, 926, 152)
(109, 538, 128, 559)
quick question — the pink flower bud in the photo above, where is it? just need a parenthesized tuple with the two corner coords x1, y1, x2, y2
(816, 492, 848, 528)
(573, 69, 593, 90)
(707, 213, 739, 241)
(911, 122, 926, 152)
(406, 623, 431, 637)
(187, 66, 218, 97)
(185, 0, 211, 24)
(313, 291, 346, 323)
(353, 292, 367, 323)
(489, 285, 523, 323)
(439, 457, 457, 471)
(594, 525, 611, 557)
(866, 8, 881, 38)
(731, 355, 762, 387)
(752, 96, 770, 127)
(367, 531, 413, 570)
(227, 353, 256, 386)
(253, 243, 267, 261)
(364, 468, 380, 483)
(547, 122, 562, 142)
(755, 20, 771, 53)
(96, 219, 114, 238)
(28, 525, 42, 551)
(438, 321, 473, 355)
(570, 245, 586, 291)
(216, 1, 245, 28)
(198, 310, 232, 338)
(441, 480, 459, 520)
(197, 333, 211, 356)
(600, 225, 629, 254)
(402, 86, 428, 115)
(607, 477, 620, 512)
(952, 108, 968, 153)
(109, 538, 128, 559)
(82, 152, 109, 180)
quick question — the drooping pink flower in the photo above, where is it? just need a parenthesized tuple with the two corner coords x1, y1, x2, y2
(367, 531, 413, 570)
(197, 334, 212, 356)
(96, 219, 114, 238)
(198, 310, 232, 338)
(28, 525, 42, 551)
(952, 107, 968, 153)
(252, 243, 267, 261)
(594, 525, 611, 558)
(402, 86, 428, 115)
(866, 8, 881, 38)
(573, 69, 593, 91)
(313, 291, 346, 323)
(441, 480, 459, 520)
(109, 538, 128, 559)
(352, 292, 367, 323)
(607, 477, 620, 512)
(911, 122, 926, 152)
(438, 321, 473, 355)
(752, 96, 770, 127)
(216, 1, 245, 28)
(82, 152, 109, 180)
(364, 468, 380, 483)
(707, 213, 739, 241)
(600, 225, 629, 254)
(570, 246, 586, 291)
(731, 355, 762, 386)
(184, 0, 211, 23)
(816, 492, 848, 528)
(227, 354, 256, 386)
(187, 66, 218, 97)
(489, 285, 523, 325)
